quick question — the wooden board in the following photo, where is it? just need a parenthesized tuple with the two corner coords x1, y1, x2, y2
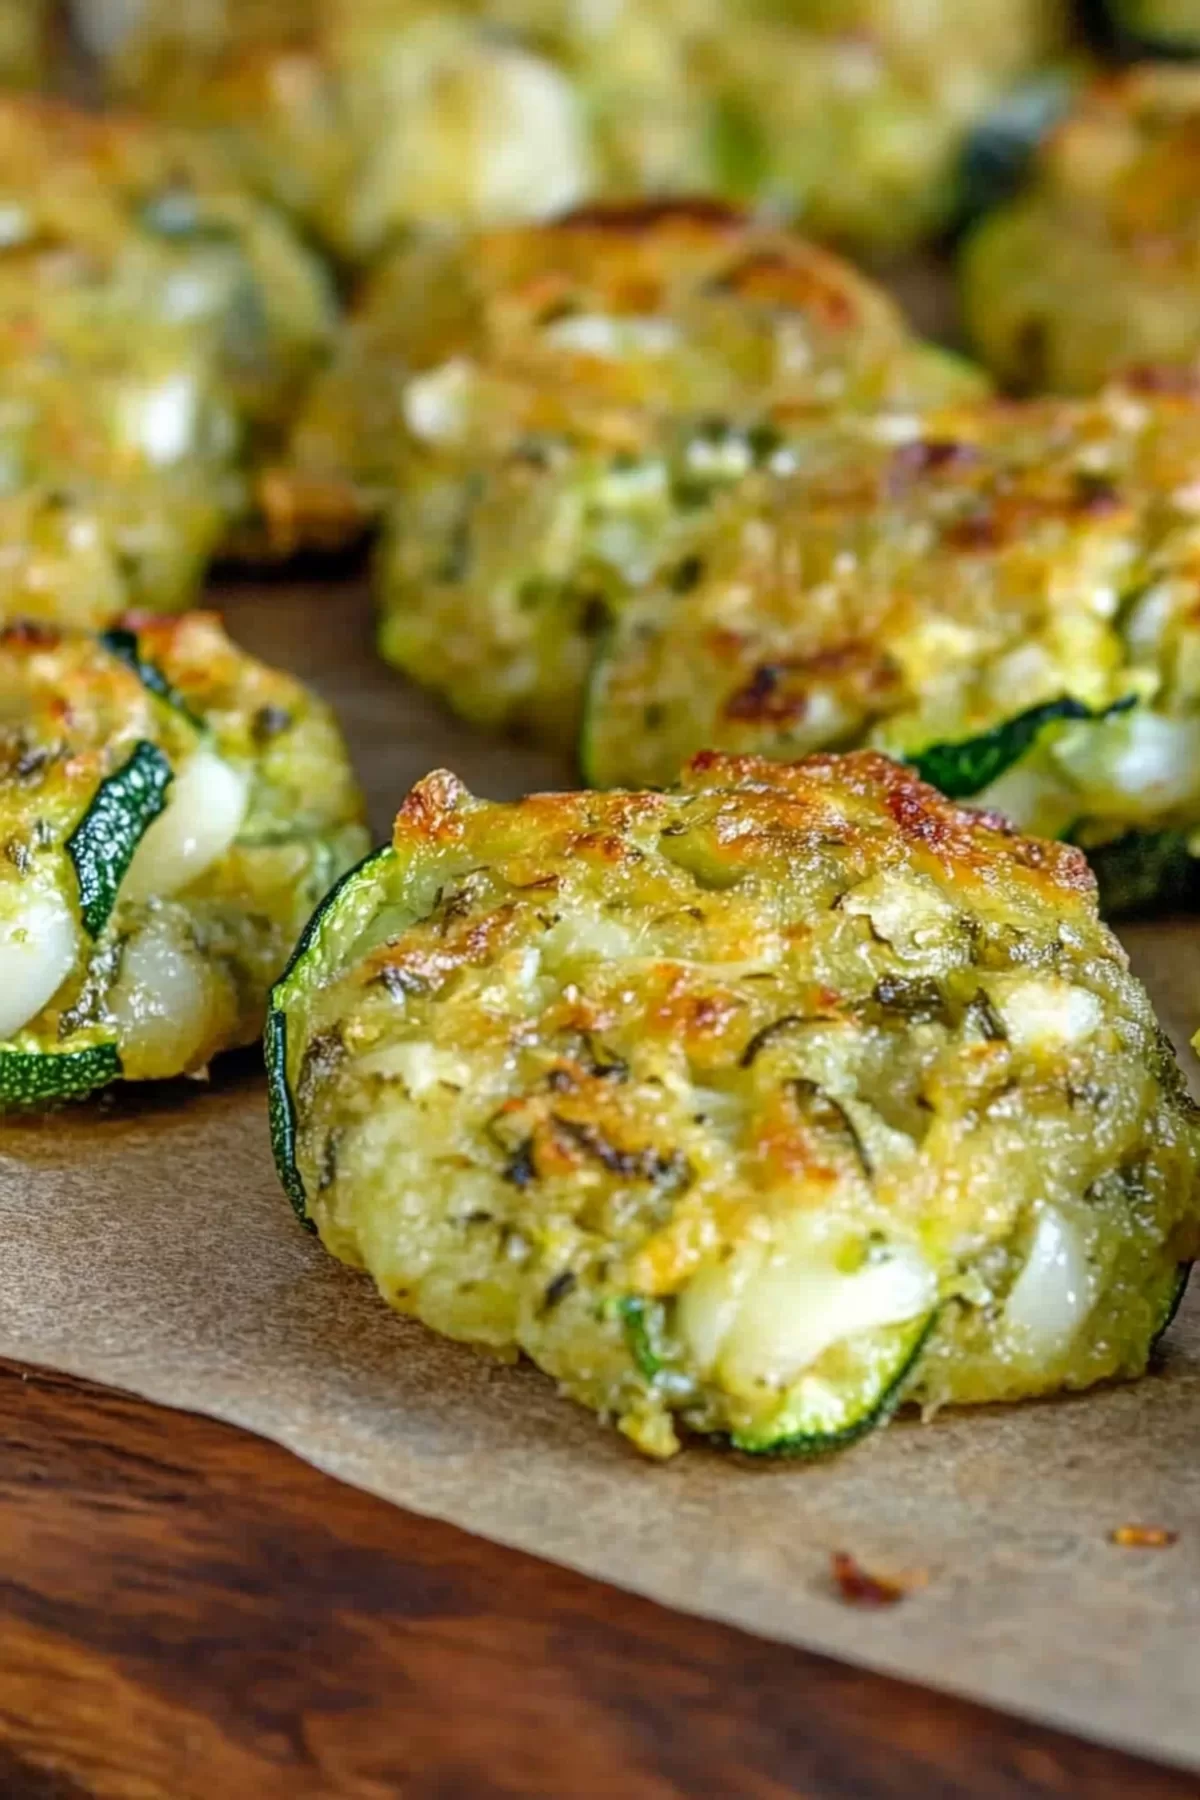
(0, 1355, 1195, 1800)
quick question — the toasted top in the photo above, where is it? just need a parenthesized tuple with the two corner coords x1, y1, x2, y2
(356, 201, 914, 399)
(388, 752, 1097, 924)
(960, 67, 1200, 390)
(1031, 68, 1200, 240)
(98, 0, 1062, 258)
(97, 2, 595, 257)
(291, 203, 985, 491)
(585, 385, 1200, 791)
(0, 613, 363, 852)
(0, 96, 243, 268)
(0, 292, 233, 479)
(273, 751, 1190, 1327)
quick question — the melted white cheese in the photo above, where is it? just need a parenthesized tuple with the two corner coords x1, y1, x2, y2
(986, 975, 1102, 1055)
(463, 47, 590, 222)
(120, 747, 248, 903)
(1003, 1207, 1094, 1363)
(108, 918, 213, 1078)
(543, 314, 681, 358)
(0, 888, 77, 1040)
(355, 1040, 473, 1094)
(119, 373, 203, 467)
(1052, 711, 1200, 821)
(402, 359, 473, 447)
(679, 1220, 936, 1400)
(840, 872, 959, 956)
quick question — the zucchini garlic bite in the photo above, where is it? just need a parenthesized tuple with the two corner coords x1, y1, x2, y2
(291, 200, 986, 510)
(0, 298, 235, 625)
(80, 0, 1063, 262)
(0, 615, 368, 1105)
(0, 97, 336, 457)
(572, 382, 1200, 916)
(78, 0, 597, 263)
(267, 754, 1200, 1459)
(353, 205, 986, 743)
(963, 67, 1200, 393)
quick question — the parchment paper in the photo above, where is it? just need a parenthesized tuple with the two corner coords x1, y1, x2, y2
(2, 580, 1199, 1772)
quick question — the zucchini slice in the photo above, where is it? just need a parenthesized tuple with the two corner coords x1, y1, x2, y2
(1151, 1262, 1193, 1356)
(909, 694, 1136, 801)
(957, 71, 1077, 226)
(618, 1295, 668, 1380)
(264, 1009, 309, 1229)
(1084, 829, 1200, 918)
(0, 1042, 121, 1107)
(620, 1290, 936, 1459)
(265, 844, 396, 1223)
(98, 627, 203, 728)
(729, 1312, 936, 1458)
(66, 740, 174, 939)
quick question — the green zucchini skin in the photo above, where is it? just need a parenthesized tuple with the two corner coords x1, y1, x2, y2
(97, 628, 203, 727)
(956, 71, 1077, 227)
(910, 694, 1136, 801)
(65, 739, 174, 939)
(1150, 1263, 1193, 1356)
(265, 843, 395, 1226)
(264, 1008, 312, 1231)
(1085, 830, 1200, 918)
(618, 1296, 666, 1380)
(729, 1313, 937, 1459)
(622, 1296, 938, 1458)
(0, 1042, 122, 1107)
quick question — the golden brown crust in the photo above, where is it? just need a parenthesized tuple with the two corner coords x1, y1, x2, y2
(583, 384, 1200, 837)
(0, 611, 368, 1090)
(275, 747, 1194, 1456)
(681, 751, 1098, 905)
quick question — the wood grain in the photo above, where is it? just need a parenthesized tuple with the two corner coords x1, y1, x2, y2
(0, 1360, 1192, 1800)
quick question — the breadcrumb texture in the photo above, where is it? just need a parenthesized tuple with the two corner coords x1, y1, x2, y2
(273, 752, 1200, 1457)
(0, 96, 336, 599)
(365, 204, 985, 744)
(583, 383, 1200, 899)
(0, 614, 368, 1095)
(89, 0, 1063, 260)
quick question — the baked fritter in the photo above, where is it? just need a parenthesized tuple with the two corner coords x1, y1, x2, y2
(79, 0, 595, 263)
(363, 205, 987, 743)
(0, 97, 335, 455)
(0, 296, 235, 625)
(81, 0, 1063, 260)
(267, 753, 1200, 1458)
(963, 67, 1200, 393)
(583, 383, 1200, 913)
(292, 199, 985, 500)
(0, 98, 338, 609)
(0, 614, 369, 1104)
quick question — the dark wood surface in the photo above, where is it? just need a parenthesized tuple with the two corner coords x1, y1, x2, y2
(0, 1360, 1193, 1800)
